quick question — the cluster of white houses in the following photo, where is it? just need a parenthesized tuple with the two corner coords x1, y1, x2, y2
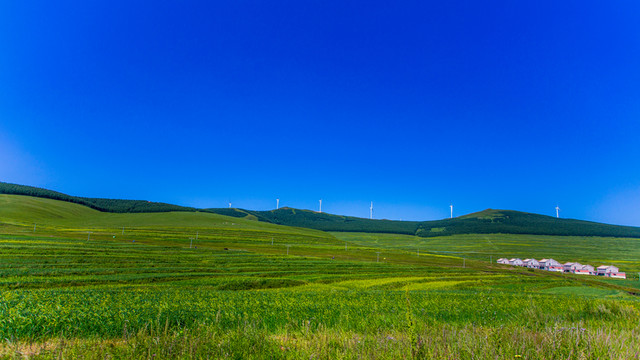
(496, 258, 626, 279)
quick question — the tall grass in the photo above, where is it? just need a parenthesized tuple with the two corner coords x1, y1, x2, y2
(2, 324, 639, 359)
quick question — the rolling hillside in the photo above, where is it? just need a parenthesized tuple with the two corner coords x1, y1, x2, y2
(206, 207, 640, 239)
(0, 182, 196, 213)
(414, 209, 640, 238)
(205, 207, 422, 235)
(0, 194, 340, 248)
(4, 181, 640, 238)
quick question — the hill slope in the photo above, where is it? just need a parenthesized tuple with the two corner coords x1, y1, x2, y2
(4, 182, 640, 238)
(205, 208, 640, 238)
(205, 207, 422, 235)
(0, 194, 340, 248)
(0, 182, 196, 213)
(0, 194, 318, 233)
(414, 209, 640, 238)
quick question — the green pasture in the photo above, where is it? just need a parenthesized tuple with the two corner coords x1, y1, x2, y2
(332, 231, 640, 273)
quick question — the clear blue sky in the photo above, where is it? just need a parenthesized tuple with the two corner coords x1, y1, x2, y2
(1, 1, 639, 225)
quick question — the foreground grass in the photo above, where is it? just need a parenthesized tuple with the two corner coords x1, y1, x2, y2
(4, 286, 638, 339)
(2, 324, 639, 359)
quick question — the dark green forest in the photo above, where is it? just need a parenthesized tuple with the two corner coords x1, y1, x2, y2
(204, 207, 640, 238)
(225, 207, 422, 235)
(414, 209, 640, 238)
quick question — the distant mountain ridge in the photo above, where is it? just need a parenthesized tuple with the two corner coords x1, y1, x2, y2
(3, 181, 640, 238)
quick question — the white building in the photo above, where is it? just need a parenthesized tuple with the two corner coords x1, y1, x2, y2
(607, 272, 626, 279)
(523, 259, 539, 268)
(497, 258, 510, 265)
(539, 258, 563, 272)
(580, 264, 595, 275)
(509, 258, 524, 266)
(597, 265, 619, 276)
(572, 264, 593, 275)
(563, 262, 582, 273)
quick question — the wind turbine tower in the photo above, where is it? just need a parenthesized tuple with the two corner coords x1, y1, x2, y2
(370, 201, 373, 220)
(276, 198, 280, 209)
(555, 205, 560, 218)
(450, 204, 453, 219)
(319, 199, 322, 213)
(228, 201, 232, 208)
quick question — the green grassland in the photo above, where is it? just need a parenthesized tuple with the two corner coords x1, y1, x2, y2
(332, 232, 640, 274)
(1, 194, 640, 359)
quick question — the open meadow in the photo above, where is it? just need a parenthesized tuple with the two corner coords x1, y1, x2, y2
(331, 232, 640, 276)
(1, 195, 640, 359)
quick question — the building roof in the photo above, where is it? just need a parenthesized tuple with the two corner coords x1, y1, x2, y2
(564, 262, 582, 267)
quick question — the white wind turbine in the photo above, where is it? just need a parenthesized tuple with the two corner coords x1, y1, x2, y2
(319, 199, 322, 213)
(276, 198, 280, 209)
(370, 201, 373, 219)
(555, 205, 560, 218)
(450, 203, 453, 219)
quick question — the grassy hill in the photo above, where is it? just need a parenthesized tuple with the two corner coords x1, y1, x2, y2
(0, 181, 196, 213)
(4, 181, 640, 238)
(0, 194, 341, 248)
(205, 207, 422, 235)
(414, 209, 640, 238)
(206, 207, 640, 239)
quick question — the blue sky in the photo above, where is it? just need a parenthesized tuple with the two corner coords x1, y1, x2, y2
(1, 1, 640, 225)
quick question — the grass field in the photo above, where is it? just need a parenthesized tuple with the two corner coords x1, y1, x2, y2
(1, 195, 640, 359)
(331, 232, 640, 274)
